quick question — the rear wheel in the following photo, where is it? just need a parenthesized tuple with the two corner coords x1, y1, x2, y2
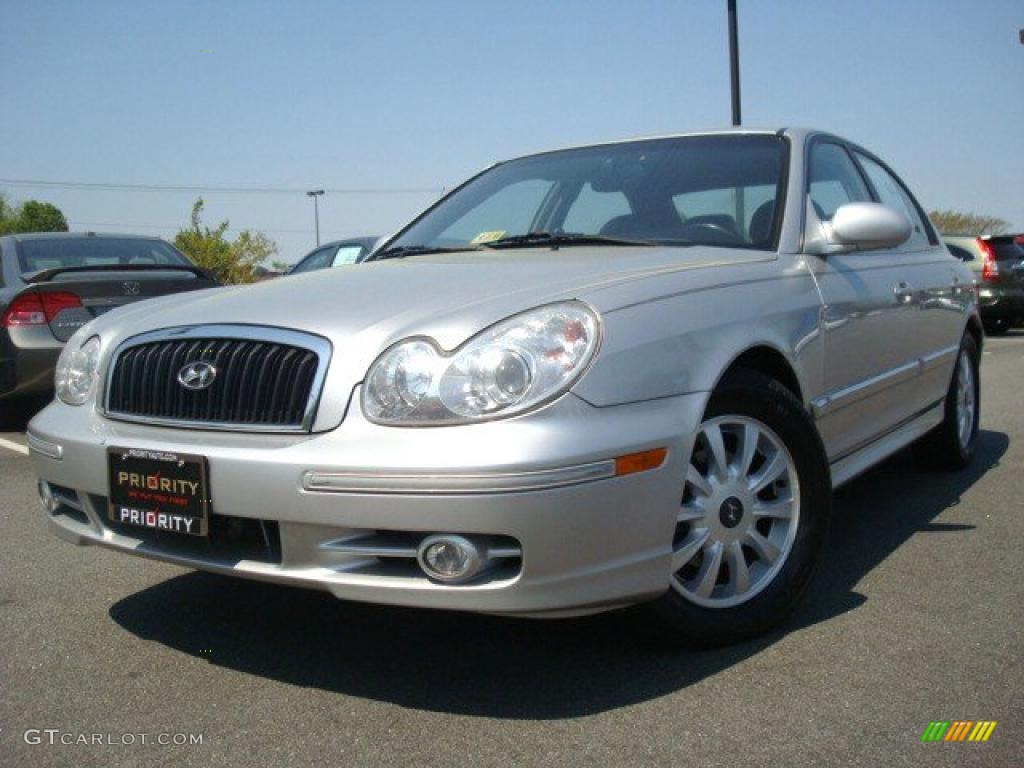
(642, 370, 831, 647)
(912, 332, 979, 471)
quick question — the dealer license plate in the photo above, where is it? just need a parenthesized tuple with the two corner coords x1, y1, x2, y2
(107, 447, 209, 536)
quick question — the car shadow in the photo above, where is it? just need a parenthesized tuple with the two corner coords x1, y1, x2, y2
(109, 429, 1008, 719)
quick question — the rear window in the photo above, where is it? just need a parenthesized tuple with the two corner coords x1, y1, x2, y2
(17, 238, 190, 274)
(988, 238, 1024, 261)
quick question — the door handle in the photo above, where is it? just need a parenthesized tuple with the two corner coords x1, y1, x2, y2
(893, 282, 914, 304)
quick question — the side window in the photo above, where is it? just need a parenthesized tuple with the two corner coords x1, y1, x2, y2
(807, 142, 871, 221)
(562, 182, 630, 233)
(854, 153, 930, 250)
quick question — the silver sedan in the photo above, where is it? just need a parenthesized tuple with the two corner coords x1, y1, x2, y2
(28, 128, 981, 646)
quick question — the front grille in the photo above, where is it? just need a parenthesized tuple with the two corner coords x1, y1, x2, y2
(105, 329, 327, 430)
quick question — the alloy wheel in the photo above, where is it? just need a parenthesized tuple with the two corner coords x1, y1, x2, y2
(955, 350, 976, 449)
(671, 415, 801, 608)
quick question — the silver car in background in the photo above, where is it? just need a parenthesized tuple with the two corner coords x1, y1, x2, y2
(28, 128, 981, 646)
(287, 237, 380, 276)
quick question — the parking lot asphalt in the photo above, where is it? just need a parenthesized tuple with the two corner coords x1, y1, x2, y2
(1, 335, 1021, 768)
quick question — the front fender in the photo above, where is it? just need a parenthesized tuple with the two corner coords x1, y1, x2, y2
(573, 260, 823, 407)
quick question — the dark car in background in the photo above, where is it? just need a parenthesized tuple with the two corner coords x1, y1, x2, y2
(287, 236, 379, 275)
(0, 232, 219, 412)
(945, 234, 1024, 334)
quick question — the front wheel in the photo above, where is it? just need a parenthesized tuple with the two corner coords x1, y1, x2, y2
(641, 370, 831, 647)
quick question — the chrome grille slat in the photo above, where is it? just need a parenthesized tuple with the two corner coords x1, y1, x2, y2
(103, 325, 331, 433)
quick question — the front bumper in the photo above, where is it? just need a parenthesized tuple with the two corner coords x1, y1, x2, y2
(28, 390, 707, 617)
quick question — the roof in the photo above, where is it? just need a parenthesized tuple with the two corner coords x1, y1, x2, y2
(3, 231, 165, 242)
(316, 236, 379, 250)
(500, 127, 839, 166)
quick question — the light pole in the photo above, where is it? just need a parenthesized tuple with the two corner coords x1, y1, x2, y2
(306, 189, 325, 246)
(727, 0, 741, 126)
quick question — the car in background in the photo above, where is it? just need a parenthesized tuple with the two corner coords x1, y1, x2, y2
(944, 234, 1024, 334)
(287, 237, 379, 276)
(0, 232, 219, 411)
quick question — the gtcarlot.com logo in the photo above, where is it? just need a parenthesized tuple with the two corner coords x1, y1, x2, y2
(23, 729, 204, 747)
(921, 721, 997, 743)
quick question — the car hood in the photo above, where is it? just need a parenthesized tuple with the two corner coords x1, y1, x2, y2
(99, 246, 769, 343)
(89, 245, 772, 428)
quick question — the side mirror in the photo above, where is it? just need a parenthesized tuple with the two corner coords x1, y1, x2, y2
(828, 202, 912, 251)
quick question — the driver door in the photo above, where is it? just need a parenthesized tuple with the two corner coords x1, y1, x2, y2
(804, 140, 924, 461)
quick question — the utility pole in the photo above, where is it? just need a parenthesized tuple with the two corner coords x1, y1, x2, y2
(306, 189, 325, 246)
(727, 0, 741, 126)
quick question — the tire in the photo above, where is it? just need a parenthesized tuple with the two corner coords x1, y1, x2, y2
(641, 369, 832, 648)
(912, 332, 979, 471)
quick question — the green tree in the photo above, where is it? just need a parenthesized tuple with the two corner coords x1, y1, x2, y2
(173, 198, 278, 284)
(0, 195, 69, 234)
(927, 209, 1009, 236)
(0, 193, 12, 235)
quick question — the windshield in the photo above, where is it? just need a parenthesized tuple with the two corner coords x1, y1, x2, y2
(384, 134, 786, 256)
(17, 237, 191, 274)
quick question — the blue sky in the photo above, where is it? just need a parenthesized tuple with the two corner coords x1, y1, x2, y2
(1, 0, 1021, 263)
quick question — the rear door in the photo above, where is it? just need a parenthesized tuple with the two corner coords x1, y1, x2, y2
(851, 150, 967, 419)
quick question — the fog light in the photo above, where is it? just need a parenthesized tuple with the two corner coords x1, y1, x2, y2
(417, 534, 483, 583)
(38, 481, 58, 513)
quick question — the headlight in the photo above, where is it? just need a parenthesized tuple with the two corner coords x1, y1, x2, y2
(363, 302, 600, 425)
(55, 335, 101, 406)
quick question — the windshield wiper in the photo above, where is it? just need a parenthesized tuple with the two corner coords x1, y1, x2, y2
(374, 232, 658, 260)
(373, 244, 481, 260)
(478, 231, 657, 249)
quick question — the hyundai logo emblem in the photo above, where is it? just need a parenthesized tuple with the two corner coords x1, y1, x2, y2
(177, 361, 217, 391)
(122, 281, 141, 296)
